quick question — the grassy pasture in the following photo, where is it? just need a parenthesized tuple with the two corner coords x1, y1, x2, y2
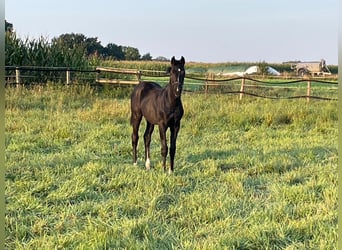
(5, 84, 337, 249)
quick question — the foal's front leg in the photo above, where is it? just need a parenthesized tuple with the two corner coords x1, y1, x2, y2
(158, 124, 168, 172)
(144, 122, 154, 170)
(170, 123, 180, 174)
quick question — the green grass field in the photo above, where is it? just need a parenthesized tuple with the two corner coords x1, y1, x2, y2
(5, 84, 337, 249)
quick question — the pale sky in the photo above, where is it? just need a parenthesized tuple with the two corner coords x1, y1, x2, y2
(5, 0, 338, 64)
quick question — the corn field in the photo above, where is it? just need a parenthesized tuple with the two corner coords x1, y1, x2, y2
(6, 33, 89, 68)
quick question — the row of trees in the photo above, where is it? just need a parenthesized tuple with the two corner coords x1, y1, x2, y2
(52, 33, 153, 61)
(5, 20, 157, 67)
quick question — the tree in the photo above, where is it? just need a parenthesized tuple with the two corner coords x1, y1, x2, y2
(50, 33, 89, 67)
(5, 20, 13, 33)
(141, 53, 152, 61)
(85, 37, 103, 57)
(103, 43, 125, 60)
(52, 33, 107, 58)
(154, 56, 168, 61)
(52, 33, 87, 50)
(122, 46, 141, 60)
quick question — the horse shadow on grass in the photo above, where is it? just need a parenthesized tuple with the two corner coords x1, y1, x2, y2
(183, 145, 337, 176)
(184, 149, 247, 173)
(186, 149, 232, 163)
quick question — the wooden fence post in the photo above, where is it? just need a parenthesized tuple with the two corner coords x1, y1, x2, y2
(205, 73, 209, 97)
(66, 68, 71, 85)
(211, 73, 216, 89)
(136, 71, 141, 82)
(96, 69, 100, 83)
(15, 67, 21, 86)
(307, 80, 311, 102)
(239, 77, 245, 100)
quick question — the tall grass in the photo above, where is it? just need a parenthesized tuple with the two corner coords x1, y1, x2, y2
(5, 84, 337, 249)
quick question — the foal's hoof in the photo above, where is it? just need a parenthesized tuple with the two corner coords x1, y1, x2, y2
(164, 169, 173, 175)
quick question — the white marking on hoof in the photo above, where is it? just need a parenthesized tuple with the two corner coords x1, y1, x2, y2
(133, 162, 137, 166)
(145, 158, 151, 170)
(168, 169, 172, 175)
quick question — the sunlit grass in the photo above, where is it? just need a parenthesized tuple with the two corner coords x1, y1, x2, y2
(5, 84, 337, 249)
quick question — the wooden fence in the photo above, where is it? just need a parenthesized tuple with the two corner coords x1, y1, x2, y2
(5, 66, 338, 101)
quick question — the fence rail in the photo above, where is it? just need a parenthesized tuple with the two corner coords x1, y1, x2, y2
(5, 66, 338, 101)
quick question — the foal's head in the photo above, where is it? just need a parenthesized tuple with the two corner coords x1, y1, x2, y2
(168, 56, 185, 98)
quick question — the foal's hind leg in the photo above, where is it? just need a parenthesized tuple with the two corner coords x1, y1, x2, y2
(143, 121, 154, 170)
(131, 114, 142, 165)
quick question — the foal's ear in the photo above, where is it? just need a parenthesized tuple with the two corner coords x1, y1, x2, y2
(171, 56, 176, 65)
(181, 56, 185, 65)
